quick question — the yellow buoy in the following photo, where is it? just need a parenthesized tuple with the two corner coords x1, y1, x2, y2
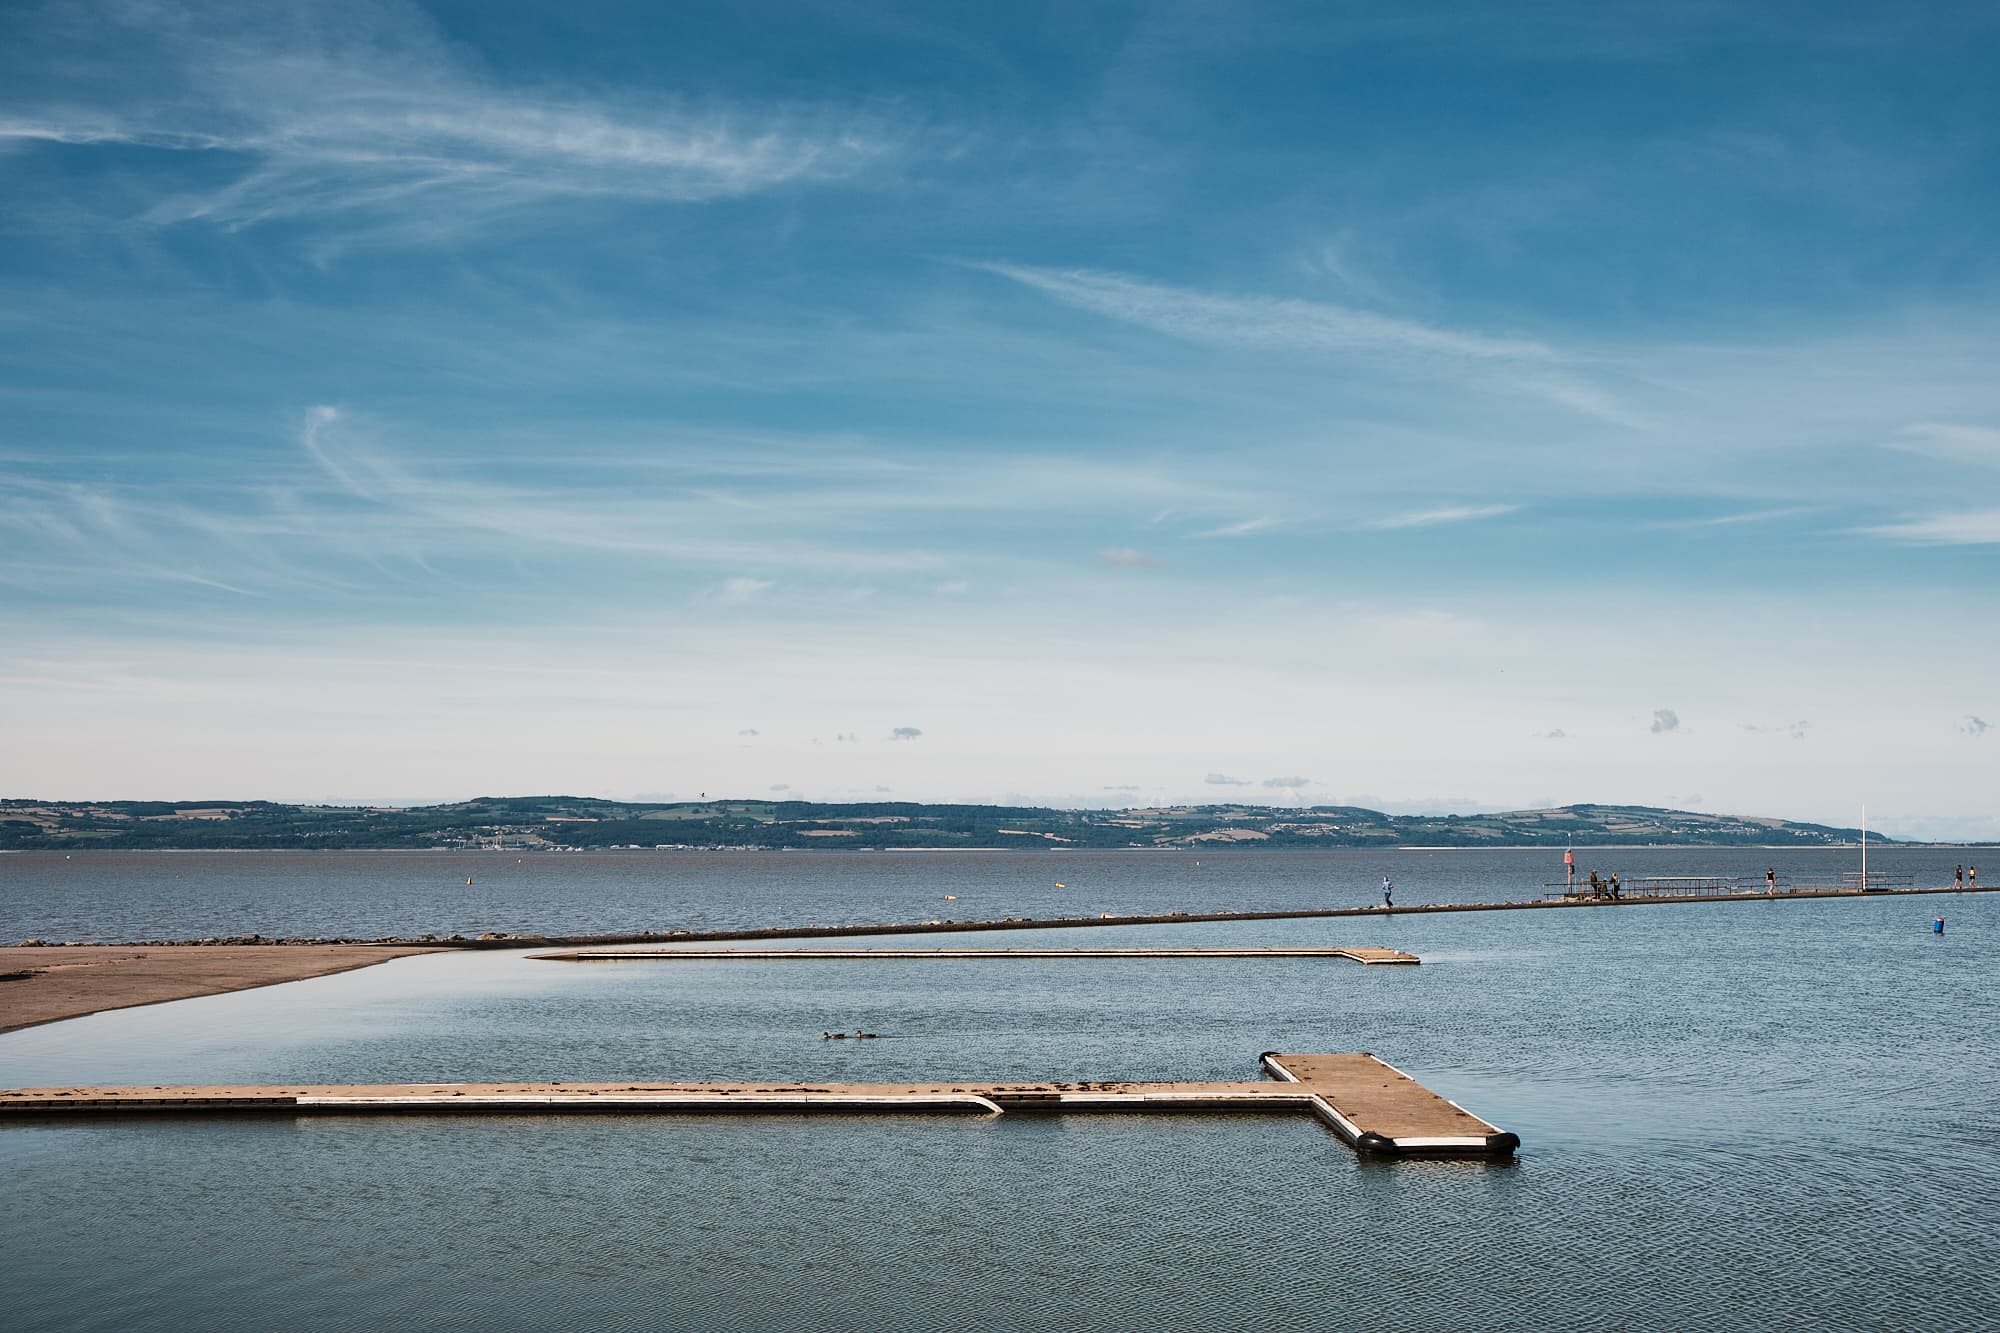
(943, 895, 956, 900)
(1054, 882, 1066, 889)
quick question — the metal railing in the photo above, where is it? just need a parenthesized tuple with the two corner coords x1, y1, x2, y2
(1543, 871, 1927, 900)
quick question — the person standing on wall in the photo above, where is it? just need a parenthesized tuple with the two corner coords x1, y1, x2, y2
(1381, 876, 1394, 908)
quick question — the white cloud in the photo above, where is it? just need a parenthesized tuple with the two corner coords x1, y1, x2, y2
(1203, 773, 1251, 785)
(890, 726, 922, 741)
(1649, 507, 1811, 530)
(1262, 775, 1313, 788)
(1650, 708, 1680, 734)
(1890, 423, 2000, 467)
(981, 263, 1554, 362)
(1963, 715, 1991, 738)
(978, 264, 1638, 424)
(7, 3, 894, 237)
(1196, 517, 1281, 538)
(1366, 503, 1520, 531)
(296, 407, 947, 574)
(1099, 546, 1160, 568)
(1861, 509, 2000, 545)
(717, 577, 773, 604)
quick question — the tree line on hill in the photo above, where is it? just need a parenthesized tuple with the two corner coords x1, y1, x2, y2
(0, 796, 1885, 851)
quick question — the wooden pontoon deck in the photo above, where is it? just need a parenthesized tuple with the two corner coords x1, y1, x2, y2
(0, 1053, 1513, 1157)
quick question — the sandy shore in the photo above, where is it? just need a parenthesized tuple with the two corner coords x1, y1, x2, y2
(0, 944, 443, 1035)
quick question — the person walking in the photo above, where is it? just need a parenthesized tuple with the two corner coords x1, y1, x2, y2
(1971, 866, 1978, 889)
(1766, 867, 1777, 896)
(1381, 876, 1394, 908)
(1955, 864, 1965, 889)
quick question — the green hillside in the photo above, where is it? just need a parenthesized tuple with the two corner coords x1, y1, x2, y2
(0, 796, 1885, 851)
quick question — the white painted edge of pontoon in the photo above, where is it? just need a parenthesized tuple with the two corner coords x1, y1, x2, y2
(293, 1093, 1004, 1114)
(538, 948, 1407, 962)
(1048, 1091, 1317, 1108)
(1388, 1135, 1498, 1149)
(1260, 1055, 1304, 1083)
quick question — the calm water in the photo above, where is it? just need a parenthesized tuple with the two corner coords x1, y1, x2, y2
(0, 844, 1976, 941)
(2, 855, 1996, 1330)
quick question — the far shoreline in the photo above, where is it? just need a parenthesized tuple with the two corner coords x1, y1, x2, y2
(5, 841, 1993, 855)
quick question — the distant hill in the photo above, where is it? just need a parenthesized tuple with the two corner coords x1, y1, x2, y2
(0, 796, 1887, 851)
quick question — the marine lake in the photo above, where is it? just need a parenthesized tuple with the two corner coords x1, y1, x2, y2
(1, 849, 1995, 1329)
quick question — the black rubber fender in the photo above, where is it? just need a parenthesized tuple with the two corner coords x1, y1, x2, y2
(1355, 1131, 1398, 1155)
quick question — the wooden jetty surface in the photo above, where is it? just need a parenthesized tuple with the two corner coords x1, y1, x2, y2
(534, 945, 1419, 965)
(1261, 1053, 1509, 1152)
(0, 1053, 1514, 1158)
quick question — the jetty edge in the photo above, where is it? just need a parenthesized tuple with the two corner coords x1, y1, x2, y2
(532, 945, 1420, 964)
(285, 878, 2000, 948)
(18, 878, 1993, 956)
(0, 1053, 1515, 1159)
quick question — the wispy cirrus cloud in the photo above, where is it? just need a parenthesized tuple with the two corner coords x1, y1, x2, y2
(1860, 508, 2000, 545)
(1648, 506, 1811, 530)
(2, 1, 896, 237)
(1889, 422, 2000, 467)
(980, 263, 1553, 361)
(976, 263, 1642, 425)
(716, 577, 774, 605)
(298, 405, 947, 574)
(1366, 503, 1520, 530)
(1195, 516, 1282, 538)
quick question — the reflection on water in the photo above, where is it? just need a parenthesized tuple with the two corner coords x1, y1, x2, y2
(2, 874, 1996, 1330)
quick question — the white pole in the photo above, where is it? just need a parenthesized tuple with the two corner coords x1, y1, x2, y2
(1861, 804, 1867, 892)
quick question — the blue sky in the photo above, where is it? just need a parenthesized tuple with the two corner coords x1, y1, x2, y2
(3, 1, 1997, 835)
